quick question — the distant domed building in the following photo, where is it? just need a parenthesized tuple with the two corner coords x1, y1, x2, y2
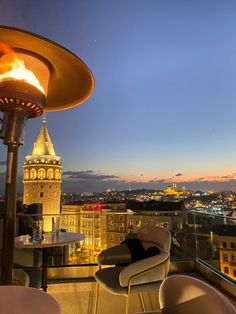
(23, 117, 61, 231)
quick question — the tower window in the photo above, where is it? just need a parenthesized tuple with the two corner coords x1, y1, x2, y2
(41, 186, 43, 189)
(40, 192, 43, 198)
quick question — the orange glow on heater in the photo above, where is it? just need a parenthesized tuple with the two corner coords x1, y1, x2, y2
(0, 43, 45, 94)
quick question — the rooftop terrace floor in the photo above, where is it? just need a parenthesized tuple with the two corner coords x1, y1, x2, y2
(48, 280, 161, 314)
(48, 272, 236, 314)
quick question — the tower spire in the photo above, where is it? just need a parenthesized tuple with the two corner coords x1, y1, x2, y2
(32, 117, 56, 156)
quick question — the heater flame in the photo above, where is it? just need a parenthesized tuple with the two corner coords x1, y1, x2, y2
(0, 43, 45, 94)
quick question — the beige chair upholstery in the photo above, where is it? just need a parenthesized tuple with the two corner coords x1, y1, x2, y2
(135, 312, 160, 314)
(159, 275, 236, 314)
(0, 285, 61, 314)
(12, 269, 30, 286)
(94, 226, 171, 314)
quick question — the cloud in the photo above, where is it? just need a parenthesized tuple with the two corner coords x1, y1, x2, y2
(62, 170, 126, 192)
(144, 172, 236, 192)
(148, 178, 167, 184)
(187, 173, 236, 183)
(62, 170, 118, 181)
(61, 170, 165, 192)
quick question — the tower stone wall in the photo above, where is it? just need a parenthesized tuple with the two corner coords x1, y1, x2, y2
(23, 118, 61, 231)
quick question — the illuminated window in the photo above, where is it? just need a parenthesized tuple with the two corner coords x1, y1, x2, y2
(38, 168, 46, 179)
(30, 169, 37, 179)
(223, 254, 228, 262)
(224, 267, 229, 274)
(47, 168, 54, 179)
(119, 225, 124, 232)
(24, 170, 29, 180)
(55, 169, 60, 180)
(233, 270, 236, 277)
(108, 216, 113, 224)
(108, 225, 114, 231)
(119, 215, 124, 222)
(163, 222, 168, 228)
(109, 234, 114, 241)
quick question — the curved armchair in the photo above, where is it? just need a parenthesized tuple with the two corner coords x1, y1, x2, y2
(159, 275, 236, 314)
(12, 269, 30, 286)
(0, 286, 61, 314)
(94, 226, 171, 314)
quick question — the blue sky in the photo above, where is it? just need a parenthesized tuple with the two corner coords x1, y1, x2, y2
(1, 0, 236, 192)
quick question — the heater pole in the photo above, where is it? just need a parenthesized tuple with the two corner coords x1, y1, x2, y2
(0, 25, 94, 286)
(1, 144, 19, 284)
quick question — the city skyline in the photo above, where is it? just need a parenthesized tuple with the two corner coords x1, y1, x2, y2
(1, 0, 236, 192)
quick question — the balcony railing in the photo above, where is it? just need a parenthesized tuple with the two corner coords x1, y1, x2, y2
(10, 209, 236, 288)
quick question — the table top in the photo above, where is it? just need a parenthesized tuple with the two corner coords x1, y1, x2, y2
(15, 232, 85, 249)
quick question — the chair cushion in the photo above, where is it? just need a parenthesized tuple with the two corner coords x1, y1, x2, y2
(95, 266, 163, 295)
(97, 244, 132, 266)
(121, 238, 160, 263)
(95, 266, 127, 294)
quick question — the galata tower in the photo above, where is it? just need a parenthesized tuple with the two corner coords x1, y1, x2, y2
(23, 117, 61, 231)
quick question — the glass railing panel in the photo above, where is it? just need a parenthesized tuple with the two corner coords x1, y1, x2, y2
(190, 211, 236, 281)
(13, 209, 236, 283)
(14, 210, 194, 268)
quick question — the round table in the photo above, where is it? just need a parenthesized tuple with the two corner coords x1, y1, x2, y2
(15, 232, 85, 291)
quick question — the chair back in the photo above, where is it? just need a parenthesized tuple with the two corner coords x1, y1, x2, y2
(0, 286, 61, 314)
(159, 275, 236, 314)
(137, 226, 171, 253)
(12, 269, 30, 286)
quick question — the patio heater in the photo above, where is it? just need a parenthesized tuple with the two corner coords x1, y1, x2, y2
(0, 26, 94, 285)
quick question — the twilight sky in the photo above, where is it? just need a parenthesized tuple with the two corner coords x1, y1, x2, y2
(1, 0, 236, 192)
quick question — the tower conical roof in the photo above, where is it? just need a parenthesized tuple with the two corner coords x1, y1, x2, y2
(32, 117, 56, 156)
